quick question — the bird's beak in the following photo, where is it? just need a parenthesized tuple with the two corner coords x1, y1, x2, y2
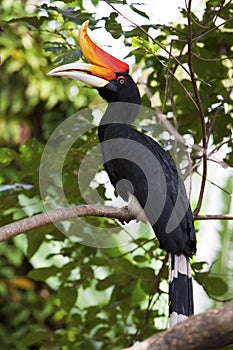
(47, 21, 129, 88)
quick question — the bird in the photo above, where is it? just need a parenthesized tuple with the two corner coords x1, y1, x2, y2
(48, 21, 196, 327)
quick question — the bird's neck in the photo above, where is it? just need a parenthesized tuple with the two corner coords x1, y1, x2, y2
(98, 102, 140, 141)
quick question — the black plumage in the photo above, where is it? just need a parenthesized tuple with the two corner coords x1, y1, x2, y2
(97, 72, 196, 257)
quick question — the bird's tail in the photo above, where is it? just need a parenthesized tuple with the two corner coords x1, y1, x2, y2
(169, 253, 194, 327)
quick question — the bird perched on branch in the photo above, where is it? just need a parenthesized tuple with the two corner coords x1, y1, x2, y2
(48, 21, 196, 327)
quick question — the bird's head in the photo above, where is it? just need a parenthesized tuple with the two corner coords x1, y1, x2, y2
(47, 21, 140, 105)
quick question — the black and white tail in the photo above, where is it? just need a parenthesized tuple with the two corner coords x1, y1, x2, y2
(169, 253, 194, 327)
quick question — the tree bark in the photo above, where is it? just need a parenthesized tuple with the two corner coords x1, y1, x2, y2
(0, 204, 232, 242)
(124, 303, 233, 350)
(0, 204, 134, 242)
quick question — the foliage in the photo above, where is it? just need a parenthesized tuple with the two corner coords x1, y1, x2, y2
(0, 0, 232, 349)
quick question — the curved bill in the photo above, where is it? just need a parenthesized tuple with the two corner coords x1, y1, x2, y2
(47, 62, 111, 88)
(47, 20, 129, 86)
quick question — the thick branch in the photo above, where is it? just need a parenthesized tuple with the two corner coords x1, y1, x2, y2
(0, 205, 134, 242)
(124, 303, 233, 350)
(0, 205, 232, 242)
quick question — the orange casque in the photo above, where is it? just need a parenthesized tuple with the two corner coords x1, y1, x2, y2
(78, 21, 129, 80)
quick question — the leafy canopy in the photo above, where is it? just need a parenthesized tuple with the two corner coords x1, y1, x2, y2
(0, 0, 232, 349)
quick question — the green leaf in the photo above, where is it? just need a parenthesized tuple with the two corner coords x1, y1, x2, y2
(89, 256, 107, 266)
(104, 13, 122, 39)
(7, 16, 48, 28)
(56, 7, 80, 19)
(131, 280, 146, 304)
(57, 286, 78, 312)
(27, 229, 46, 259)
(96, 273, 130, 291)
(44, 41, 70, 54)
(130, 5, 150, 20)
(53, 49, 82, 65)
(195, 272, 228, 297)
(139, 267, 155, 294)
(0, 148, 19, 165)
(60, 261, 78, 277)
(132, 36, 160, 55)
(18, 193, 43, 216)
(19, 330, 50, 347)
(140, 267, 155, 278)
(192, 261, 208, 271)
(133, 255, 148, 263)
(206, 276, 228, 296)
(28, 266, 60, 281)
(91, 0, 99, 5)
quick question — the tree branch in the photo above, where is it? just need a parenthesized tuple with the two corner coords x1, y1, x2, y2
(196, 214, 233, 220)
(0, 205, 232, 243)
(186, 0, 208, 218)
(0, 205, 134, 242)
(123, 303, 233, 350)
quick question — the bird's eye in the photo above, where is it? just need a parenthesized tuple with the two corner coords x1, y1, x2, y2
(117, 76, 127, 86)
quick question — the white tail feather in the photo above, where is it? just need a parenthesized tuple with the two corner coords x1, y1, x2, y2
(169, 253, 194, 327)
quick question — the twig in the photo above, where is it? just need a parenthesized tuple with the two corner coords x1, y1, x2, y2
(162, 42, 173, 114)
(103, 0, 194, 82)
(194, 169, 233, 198)
(138, 78, 194, 146)
(186, 0, 208, 218)
(192, 52, 233, 62)
(207, 87, 233, 142)
(144, 254, 169, 326)
(207, 137, 233, 158)
(213, 0, 228, 25)
(131, 254, 169, 343)
(138, 78, 210, 163)
(193, 16, 233, 44)
(196, 214, 233, 220)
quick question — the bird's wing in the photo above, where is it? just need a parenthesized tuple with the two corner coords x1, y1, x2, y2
(101, 123, 196, 255)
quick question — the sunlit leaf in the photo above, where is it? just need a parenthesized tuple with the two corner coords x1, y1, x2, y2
(0, 148, 19, 165)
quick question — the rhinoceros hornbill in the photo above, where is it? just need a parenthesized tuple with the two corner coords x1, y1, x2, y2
(48, 21, 196, 327)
